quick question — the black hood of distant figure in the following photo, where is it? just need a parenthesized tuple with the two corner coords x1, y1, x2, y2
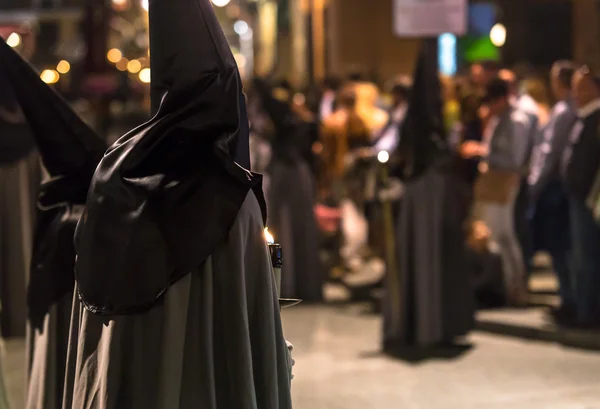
(396, 40, 447, 180)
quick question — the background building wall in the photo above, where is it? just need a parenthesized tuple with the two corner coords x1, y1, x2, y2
(326, 0, 420, 83)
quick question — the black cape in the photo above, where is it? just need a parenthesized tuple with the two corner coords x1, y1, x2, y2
(74, 0, 265, 315)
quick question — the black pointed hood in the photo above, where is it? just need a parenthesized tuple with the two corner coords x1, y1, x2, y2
(149, 0, 236, 114)
(148, 0, 249, 168)
(0, 40, 106, 203)
(73, 0, 265, 316)
(0, 40, 107, 328)
(396, 40, 446, 179)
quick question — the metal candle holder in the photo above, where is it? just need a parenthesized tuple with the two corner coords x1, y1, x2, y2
(269, 243, 283, 295)
(265, 228, 301, 309)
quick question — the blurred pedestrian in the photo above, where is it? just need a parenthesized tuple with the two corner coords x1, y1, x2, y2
(499, 69, 538, 273)
(561, 65, 600, 328)
(468, 78, 530, 305)
(528, 61, 577, 322)
(384, 43, 473, 349)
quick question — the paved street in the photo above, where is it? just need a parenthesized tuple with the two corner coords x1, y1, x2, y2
(3, 304, 600, 408)
(283, 305, 600, 409)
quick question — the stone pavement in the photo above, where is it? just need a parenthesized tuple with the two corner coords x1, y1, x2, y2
(3, 304, 600, 408)
(283, 305, 600, 409)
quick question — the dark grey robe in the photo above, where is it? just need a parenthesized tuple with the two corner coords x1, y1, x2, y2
(26, 292, 72, 409)
(384, 159, 474, 347)
(62, 191, 292, 409)
(0, 152, 40, 337)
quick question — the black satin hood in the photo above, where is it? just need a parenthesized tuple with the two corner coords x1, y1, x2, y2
(0, 40, 107, 327)
(74, 0, 265, 315)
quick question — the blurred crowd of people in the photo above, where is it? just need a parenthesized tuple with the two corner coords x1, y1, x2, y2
(454, 61, 600, 329)
(247, 56, 600, 332)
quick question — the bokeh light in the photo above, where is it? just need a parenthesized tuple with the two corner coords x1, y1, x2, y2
(490, 23, 507, 47)
(40, 70, 59, 84)
(234, 20, 249, 36)
(127, 59, 142, 73)
(116, 58, 129, 71)
(211, 0, 231, 7)
(139, 68, 151, 83)
(56, 60, 71, 74)
(107, 48, 123, 63)
(6, 33, 21, 48)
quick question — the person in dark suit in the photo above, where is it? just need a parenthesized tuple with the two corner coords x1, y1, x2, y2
(528, 61, 578, 322)
(561, 65, 600, 328)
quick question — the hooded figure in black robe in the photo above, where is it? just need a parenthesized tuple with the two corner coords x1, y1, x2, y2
(253, 78, 323, 302)
(0, 40, 107, 409)
(62, 1, 292, 408)
(0, 47, 39, 339)
(383, 41, 474, 349)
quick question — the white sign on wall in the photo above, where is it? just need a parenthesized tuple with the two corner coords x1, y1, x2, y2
(393, 0, 467, 37)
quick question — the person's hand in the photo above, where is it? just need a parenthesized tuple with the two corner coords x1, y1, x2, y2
(286, 340, 295, 381)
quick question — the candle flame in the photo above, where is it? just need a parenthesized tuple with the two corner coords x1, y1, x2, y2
(264, 227, 274, 244)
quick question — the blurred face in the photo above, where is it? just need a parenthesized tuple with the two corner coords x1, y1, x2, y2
(498, 70, 517, 96)
(488, 96, 508, 116)
(470, 64, 484, 86)
(550, 69, 562, 99)
(572, 72, 597, 109)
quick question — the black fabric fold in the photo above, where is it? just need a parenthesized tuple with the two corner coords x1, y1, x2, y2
(74, 0, 265, 314)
